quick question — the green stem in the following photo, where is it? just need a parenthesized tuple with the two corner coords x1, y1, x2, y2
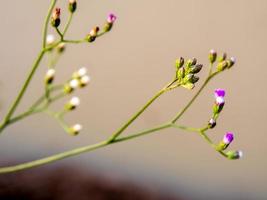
(63, 39, 86, 44)
(2, 50, 45, 126)
(171, 123, 199, 132)
(56, 27, 63, 40)
(108, 88, 166, 142)
(42, 0, 57, 48)
(63, 13, 73, 35)
(115, 123, 171, 142)
(0, 123, 171, 174)
(172, 72, 218, 123)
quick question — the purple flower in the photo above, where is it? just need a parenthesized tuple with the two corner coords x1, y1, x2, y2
(214, 88, 225, 98)
(107, 13, 117, 23)
(223, 132, 234, 144)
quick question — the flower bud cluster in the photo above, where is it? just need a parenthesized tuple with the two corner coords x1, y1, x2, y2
(208, 50, 236, 72)
(64, 67, 90, 93)
(175, 57, 203, 90)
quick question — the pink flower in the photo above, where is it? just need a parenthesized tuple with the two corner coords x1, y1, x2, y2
(107, 13, 117, 23)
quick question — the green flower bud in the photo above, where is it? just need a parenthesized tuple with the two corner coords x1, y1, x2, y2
(226, 150, 243, 160)
(185, 59, 193, 68)
(226, 57, 236, 69)
(177, 67, 185, 79)
(175, 57, 184, 69)
(191, 58, 197, 66)
(209, 49, 217, 64)
(182, 82, 195, 90)
(216, 60, 228, 71)
(68, 0, 77, 13)
(191, 75, 199, 84)
(218, 53, 227, 62)
(190, 64, 203, 74)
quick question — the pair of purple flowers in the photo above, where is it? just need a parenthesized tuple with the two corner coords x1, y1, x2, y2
(214, 89, 233, 144)
(213, 89, 243, 159)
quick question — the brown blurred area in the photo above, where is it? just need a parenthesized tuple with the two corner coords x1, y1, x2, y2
(0, 165, 182, 200)
(0, 0, 267, 200)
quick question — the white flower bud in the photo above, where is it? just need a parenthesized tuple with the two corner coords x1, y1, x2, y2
(45, 68, 56, 84)
(65, 96, 80, 110)
(72, 67, 87, 79)
(46, 34, 55, 45)
(69, 79, 79, 89)
(69, 123, 82, 135)
(80, 75, 90, 87)
(70, 96, 80, 107)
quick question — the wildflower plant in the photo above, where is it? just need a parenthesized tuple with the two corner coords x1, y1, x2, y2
(0, 0, 242, 174)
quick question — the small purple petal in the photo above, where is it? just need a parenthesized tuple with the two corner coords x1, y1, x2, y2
(223, 132, 234, 144)
(107, 13, 117, 23)
(214, 88, 225, 98)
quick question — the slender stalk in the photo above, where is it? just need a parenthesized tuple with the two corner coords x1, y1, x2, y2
(171, 123, 199, 133)
(115, 123, 171, 142)
(63, 39, 86, 44)
(42, 0, 57, 48)
(63, 13, 73, 35)
(172, 72, 218, 123)
(56, 27, 63, 40)
(107, 88, 166, 142)
(2, 50, 45, 125)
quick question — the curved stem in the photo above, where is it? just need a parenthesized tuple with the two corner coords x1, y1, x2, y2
(55, 27, 63, 40)
(42, 0, 57, 48)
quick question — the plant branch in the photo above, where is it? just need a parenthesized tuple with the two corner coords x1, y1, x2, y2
(63, 13, 73, 35)
(42, 0, 57, 48)
(0, 123, 171, 174)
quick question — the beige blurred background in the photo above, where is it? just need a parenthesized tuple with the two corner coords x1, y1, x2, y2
(0, 0, 266, 199)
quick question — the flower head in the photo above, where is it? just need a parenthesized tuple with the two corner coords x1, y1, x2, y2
(44, 69, 56, 84)
(209, 49, 217, 63)
(214, 88, 225, 98)
(226, 150, 243, 160)
(51, 8, 61, 27)
(107, 13, 117, 23)
(65, 96, 80, 110)
(69, 123, 82, 135)
(46, 34, 55, 45)
(223, 132, 234, 145)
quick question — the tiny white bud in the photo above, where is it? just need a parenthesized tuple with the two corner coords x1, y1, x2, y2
(238, 150, 243, 158)
(45, 68, 56, 84)
(70, 96, 80, 107)
(69, 79, 79, 89)
(72, 67, 88, 79)
(73, 124, 82, 132)
(80, 75, 90, 86)
(46, 34, 55, 45)
(69, 123, 82, 135)
(46, 68, 55, 77)
(78, 67, 87, 77)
